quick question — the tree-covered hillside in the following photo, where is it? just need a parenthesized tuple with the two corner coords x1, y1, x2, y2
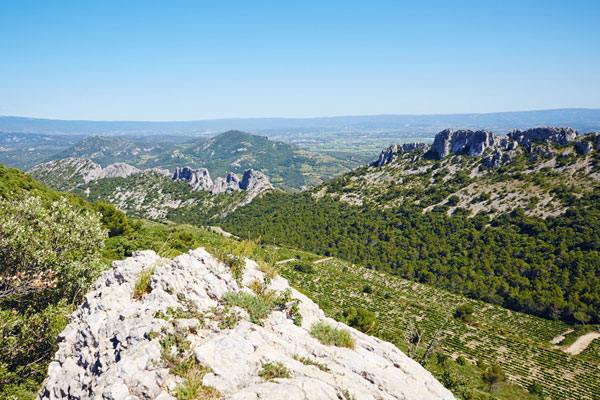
(222, 135, 600, 324)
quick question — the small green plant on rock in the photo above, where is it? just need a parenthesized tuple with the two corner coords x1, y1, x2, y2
(133, 266, 155, 299)
(258, 362, 290, 381)
(310, 322, 355, 349)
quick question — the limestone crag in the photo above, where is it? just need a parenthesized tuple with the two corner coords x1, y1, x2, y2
(38, 249, 456, 400)
(211, 172, 241, 195)
(172, 167, 214, 191)
(371, 143, 431, 167)
(173, 167, 273, 197)
(429, 129, 516, 160)
(507, 127, 577, 147)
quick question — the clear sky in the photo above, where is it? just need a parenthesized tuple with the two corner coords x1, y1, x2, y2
(1, 0, 599, 120)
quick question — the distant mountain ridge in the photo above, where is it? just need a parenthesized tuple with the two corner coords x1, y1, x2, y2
(2, 108, 600, 136)
(38, 130, 365, 191)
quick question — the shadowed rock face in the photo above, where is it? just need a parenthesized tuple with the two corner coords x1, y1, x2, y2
(508, 127, 577, 147)
(37, 249, 456, 400)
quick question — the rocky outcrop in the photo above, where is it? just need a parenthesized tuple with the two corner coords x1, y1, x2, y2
(29, 158, 151, 191)
(38, 249, 455, 400)
(172, 167, 214, 191)
(371, 143, 431, 167)
(89, 162, 141, 181)
(172, 167, 273, 197)
(239, 169, 273, 193)
(508, 127, 577, 148)
(429, 129, 515, 160)
(212, 172, 242, 195)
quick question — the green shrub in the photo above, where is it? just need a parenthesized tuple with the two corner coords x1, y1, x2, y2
(343, 307, 378, 334)
(258, 362, 290, 381)
(222, 292, 272, 325)
(292, 261, 314, 274)
(453, 304, 474, 323)
(310, 322, 355, 349)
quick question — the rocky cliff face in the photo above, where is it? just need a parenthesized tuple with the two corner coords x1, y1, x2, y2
(173, 167, 273, 197)
(371, 143, 431, 167)
(429, 129, 516, 160)
(38, 249, 455, 400)
(172, 167, 214, 191)
(373, 126, 583, 169)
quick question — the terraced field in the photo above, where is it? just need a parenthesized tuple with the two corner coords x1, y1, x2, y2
(268, 251, 600, 400)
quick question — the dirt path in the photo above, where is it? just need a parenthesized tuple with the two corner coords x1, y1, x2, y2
(550, 329, 574, 345)
(275, 258, 297, 265)
(313, 257, 333, 264)
(565, 332, 600, 355)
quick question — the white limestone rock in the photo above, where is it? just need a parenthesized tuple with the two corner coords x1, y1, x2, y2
(38, 249, 456, 400)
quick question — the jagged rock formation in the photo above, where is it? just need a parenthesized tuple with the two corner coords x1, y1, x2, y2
(38, 249, 455, 400)
(371, 143, 430, 167)
(211, 172, 241, 195)
(575, 140, 594, 155)
(507, 126, 577, 148)
(172, 167, 214, 191)
(173, 167, 273, 197)
(429, 129, 516, 160)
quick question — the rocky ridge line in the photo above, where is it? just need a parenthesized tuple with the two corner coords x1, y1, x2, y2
(372, 126, 585, 168)
(38, 249, 455, 400)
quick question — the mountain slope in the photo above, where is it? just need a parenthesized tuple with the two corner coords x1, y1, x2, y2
(221, 127, 600, 325)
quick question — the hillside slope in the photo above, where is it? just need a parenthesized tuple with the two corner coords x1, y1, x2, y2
(222, 127, 600, 324)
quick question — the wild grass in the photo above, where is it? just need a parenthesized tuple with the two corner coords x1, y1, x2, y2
(258, 362, 290, 381)
(310, 322, 355, 349)
(222, 292, 272, 325)
(133, 266, 154, 299)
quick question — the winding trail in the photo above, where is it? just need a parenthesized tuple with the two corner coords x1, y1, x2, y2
(275, 258, 296, 265)
(313, 257, 333, 264)
(550, 329, 574, 345)
(565, 332, 600, 355)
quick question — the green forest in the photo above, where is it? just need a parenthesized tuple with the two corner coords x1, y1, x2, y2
(222, 190, 600, 325)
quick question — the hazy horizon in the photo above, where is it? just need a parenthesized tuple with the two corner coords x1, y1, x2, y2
(1, 1, 599, 121)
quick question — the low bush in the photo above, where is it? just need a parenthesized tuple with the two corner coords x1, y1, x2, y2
(310, 322, 355, 349)
(258, 362, 290, 381)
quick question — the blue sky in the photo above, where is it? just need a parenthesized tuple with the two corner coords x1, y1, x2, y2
(0, 0, 599, 120)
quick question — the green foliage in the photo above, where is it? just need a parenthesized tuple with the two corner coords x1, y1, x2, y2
(292, 261, 314, 274)
(343, 307, 378, 334)
(95, 202, 135, 237)
(258, 362, 290, 381)
(482, 363, 506, 391)
(528, 382, 544, 397)
(310, 322, 355, 348)
(453, 304, 475, 323)
(223, 187, 600, 324)
(0, 165, 108, 398)
(133, 267, 155, 299)
(293, 355, 330, 372)
(0, 195, 106, 301)
(222, 292, 272, 326)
